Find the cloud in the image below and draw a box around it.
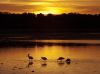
[0,0,100,14]
[73,5,100,14]
[10,0,34,2]
[0,0,33,2]
[1,0,99,2]
[0,3,38,13]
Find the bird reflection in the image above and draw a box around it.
[27,61,33,68]
[57,61,65,66]
[41,62,47,67]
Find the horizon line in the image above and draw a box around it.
[0,11,100,15]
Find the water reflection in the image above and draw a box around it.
[0,43,100,74]
[32,46,71,60]
[0,45,100,60]
[57,61,65,66]
[41,62,47,67]
[27,61,33,68]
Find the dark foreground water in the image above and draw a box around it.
[0,40,100,74]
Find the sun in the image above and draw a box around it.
[30,1,72,15]
[34,7,64,15]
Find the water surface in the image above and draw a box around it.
[0,41,100,74]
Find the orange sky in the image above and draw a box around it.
[0,0,100,14]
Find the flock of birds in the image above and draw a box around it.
[28,54,71,64]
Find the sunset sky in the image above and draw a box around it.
[0,0,100,14]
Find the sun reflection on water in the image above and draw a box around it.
[0,45,100,61]
[31,46,71,60]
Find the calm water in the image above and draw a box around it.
[0,41,100,74]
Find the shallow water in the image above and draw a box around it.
[0,44,100,74]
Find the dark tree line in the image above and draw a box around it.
[0,12,100,39]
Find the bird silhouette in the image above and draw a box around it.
[41,57,47,61]
[57,57,65,62]
[66,58,71,64]
[28,54,33,62]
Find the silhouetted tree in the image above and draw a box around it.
[0,12,100,39]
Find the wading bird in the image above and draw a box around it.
[66,58,71,64]
[41,57,47,61]
[28,54,33,62]
[57,57,65,62]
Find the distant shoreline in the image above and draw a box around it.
[0,40,100,47]
[0,12,100,39]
